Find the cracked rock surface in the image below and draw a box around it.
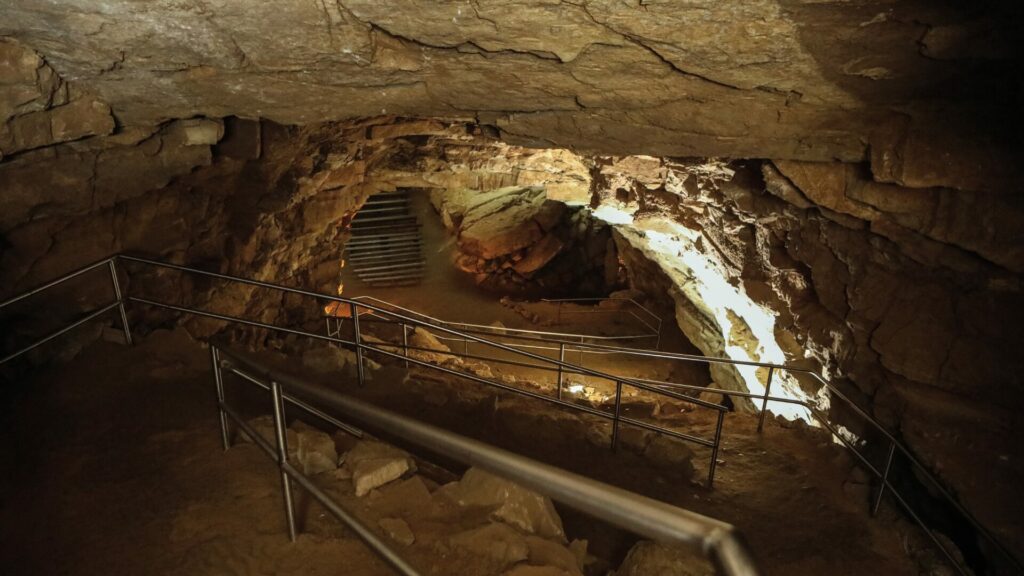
[1,2,1021,191]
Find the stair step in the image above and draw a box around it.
[351,215,419,226]
[364,279,422,288]
[346,233,422,245]
[360,272,423,282]
[357,270,426,282]
[354,206,410,216]
[347,251,424,264]
[346,243,422,255]
[348,223,422,234]
[353,260,426,273]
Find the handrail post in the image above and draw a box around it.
[401,322,409,369]
[611,380,623,451]
[873,441,896,516]
[271,380,298,542]
[708,409,724,488]
[211,345,230,451]
[757,367,774,433]
[108,258,133,346]
[556,342,565,400]
[350,302,365,387]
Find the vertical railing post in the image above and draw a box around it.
[401,322,409,369]
[270,380,298,542]
[611,380,623,451]
[107,258,133,346]
[708,409,725,488]
[350,302,365,387]
[873,441,896,516]
[556,342,565,400]
[757,366,774,433]
[210,345,230,451]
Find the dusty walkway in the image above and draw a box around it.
[0,326,949,575]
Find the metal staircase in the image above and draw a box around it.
[345,191,424,287]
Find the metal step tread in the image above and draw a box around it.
[351,215,419,226]
[348,224,422,235]
[347,251,424,264]
[354,206,410,216]
[357,270,426,281]
[346,234,422,245]
[352,260,426,273]
[346,242,422,254]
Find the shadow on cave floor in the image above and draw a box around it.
[0,327,948,576]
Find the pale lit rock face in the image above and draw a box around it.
[590,155,1024,555]
[2,2,1021,191]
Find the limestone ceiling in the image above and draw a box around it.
[1,1,1020,190]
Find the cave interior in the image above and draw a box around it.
[1,3,1023,576]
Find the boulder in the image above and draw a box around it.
[240,417,338,475]
[301,344,381,375]
[457,186,549,259]
[513,234,565,277]
[441,467,566,541]
[615,541,714,576]
[378,517,415,546]
[341,440,416,497]
[449,523,530,569]
[407,327,457,364]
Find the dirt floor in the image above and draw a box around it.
[0,325,953,576]
[0,193,960,575]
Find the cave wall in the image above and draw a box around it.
[590,155,1024,555]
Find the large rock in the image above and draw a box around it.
[615,541,713,576]
[240,417,338,475]
[457,186,552,260]
[440,467,566,541]
[341,440,417,497]
[407,327,456,364]
[448,522,582,576]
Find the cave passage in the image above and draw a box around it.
[3,5,1024,572]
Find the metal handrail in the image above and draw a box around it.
[211,341,760,576]
[339,311,1023,575]
[343,294,661,345]
[2,252,1019,575]
[0,256,133,365]
[540,296,663,345]
[116,254,728,488]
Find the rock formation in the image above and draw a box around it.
[432,185,621,295]
[2,1,1021,192]
[2,3,1023,570]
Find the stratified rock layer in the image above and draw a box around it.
[2,3,1022,192]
